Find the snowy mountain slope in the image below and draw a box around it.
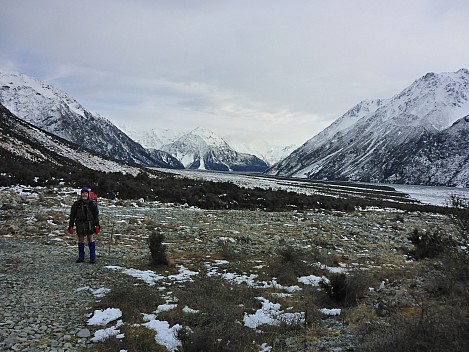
[0,71,183,169]
[391,115,469,187]
[0,104,142,176]
[160,128,269,172]
[267,69,469,187]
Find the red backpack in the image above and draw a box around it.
[89,191,98,204]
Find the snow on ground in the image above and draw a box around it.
[91,320,125,343]
[95,258,351,351]
[392,183,469,206]
[319,308,341,316]
[87,308,123,326]
[243,297,304,329]
[3,175,467,350]
[75,286,111,298]
[143,319,182,351]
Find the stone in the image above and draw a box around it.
[76,328,91,338]
[3,333,18,346]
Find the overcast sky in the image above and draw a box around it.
[1,0,468,151]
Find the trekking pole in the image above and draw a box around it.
[108,220,114,256]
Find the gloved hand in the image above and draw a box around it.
[95,225,101,234]
[68,227,74,235]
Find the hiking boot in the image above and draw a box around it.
[76,257,85,263]
[90,258,96,264]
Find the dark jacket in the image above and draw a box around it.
[69,198,100,236]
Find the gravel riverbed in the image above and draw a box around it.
[0,238,122,351]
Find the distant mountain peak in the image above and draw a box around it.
[160,128,268,172]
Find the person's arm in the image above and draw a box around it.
[69,202,77,228]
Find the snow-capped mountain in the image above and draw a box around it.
[267,69,469,187]
[0,103,143,176]
[125,126,293,166]
[122,127,185,150]
[225,140,298,166]
[0,71,183,169]
[159,127,269,172]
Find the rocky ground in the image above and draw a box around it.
[0,185,466,351]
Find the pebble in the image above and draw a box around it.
[76,329,91,338]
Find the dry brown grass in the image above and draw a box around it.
[355,249,469,352]
[343,303,377,326]
[93,282,163,324]
[91,325,166,352]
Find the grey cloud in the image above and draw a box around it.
[1,0,469,150]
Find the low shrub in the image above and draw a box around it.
[321,271,373,307]
[356,249,469,352]
[408,228,457,260]
[148,229,169,266]
[356,304,469,352]
[265,246,307,285]
[91,326,166,352]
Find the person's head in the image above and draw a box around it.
[81,187,90,201]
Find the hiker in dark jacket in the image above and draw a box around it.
[68,187,100,263]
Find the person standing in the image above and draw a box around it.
[68,187,100,263]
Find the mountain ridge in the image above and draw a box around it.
[267,69,469,187]
[0,71,183,169]
[0,103,144,176]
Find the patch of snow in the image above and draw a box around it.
[243,297,304,329]
[91,320,124,342]
[87,308,122,326]
[143,319,182,352]
[319,308,341,316]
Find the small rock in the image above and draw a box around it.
[76,328,91,338]
[3,333,18,346]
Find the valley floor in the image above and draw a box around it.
[1,185,467,351]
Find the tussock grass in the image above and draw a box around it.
[89,280,167,352]
[264,245,334,286]
[356,304,469,352]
